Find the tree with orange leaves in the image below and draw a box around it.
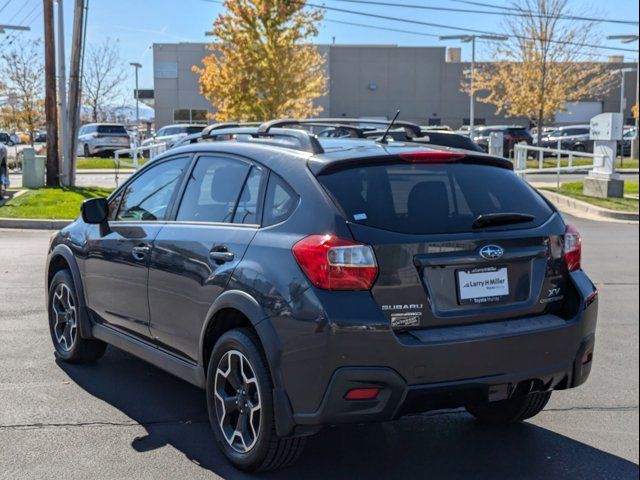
[194,0,327,122]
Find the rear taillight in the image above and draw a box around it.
[564,225,582,272]
[292,234,378,290]
[398,151,465,163]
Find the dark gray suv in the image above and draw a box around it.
[46,120,598,472]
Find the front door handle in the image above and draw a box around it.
[209,245,235,264]
[132,244,150,261]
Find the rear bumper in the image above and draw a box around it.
[280,270,598,434]
[293,333,594,428]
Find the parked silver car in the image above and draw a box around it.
[77,123,131,157]
[141,124,206,150]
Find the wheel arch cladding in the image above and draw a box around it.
[200,290,297,437]
[46,245,92,339]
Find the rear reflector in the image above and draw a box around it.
[398,151,465,163]
[345,388,380,400]
[292,234,378,290]
[564,225,582,272]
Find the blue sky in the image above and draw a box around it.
[1,0,638,105]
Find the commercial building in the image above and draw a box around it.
[152,43,638,130]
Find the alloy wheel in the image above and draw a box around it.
[51,283,77,352]
[213,349,262,453]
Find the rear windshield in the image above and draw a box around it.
[186,126,205,134]
[506,128,530,135]
[97,125,127,135]
[318,163,553,234]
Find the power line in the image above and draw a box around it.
[327,0,638,26]
[0,0,13,15]
[305,1,638,53]
[324,17,621,61]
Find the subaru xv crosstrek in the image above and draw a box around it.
[46,121,598,472]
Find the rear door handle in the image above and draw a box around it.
[132,244,151,260]
[209,245,235,264]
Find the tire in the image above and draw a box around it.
[83,144,92,158]
[466,391,551,425]
[206,328,306,472]
[48,270,107,363]
[574,144,586,153]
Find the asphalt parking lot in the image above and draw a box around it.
[0,214,638,479]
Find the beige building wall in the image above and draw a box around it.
[153,43,638,130]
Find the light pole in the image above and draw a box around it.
[130,62,142,125]
[608,35,639,160]
[440,34,508,139]
[611,67,634,118]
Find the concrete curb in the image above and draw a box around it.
[540,190,639,222]
[0,217,72,230]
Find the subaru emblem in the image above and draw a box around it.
[480,244,504,260]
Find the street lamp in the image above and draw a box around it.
[611,68,635,118]
[608,35,639,160]
[439,34,508,139]
[130,62,142,125]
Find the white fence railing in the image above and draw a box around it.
[514,143,606,190]
[114,142,167,186]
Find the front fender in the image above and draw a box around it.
[46,244,93,339]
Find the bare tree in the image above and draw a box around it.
[0,39,45,146]
[82,39,127,123]
[472,0,615,145]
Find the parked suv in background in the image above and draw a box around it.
[0,131,15,147]
[77,123,131,157]
[536,125,592,153]
[46,119,598,472]
[141,123,207,150]
[473,126,533,154]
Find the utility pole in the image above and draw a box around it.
[66,0,85,187]
[43,0,60,186]
[56,0,69,185]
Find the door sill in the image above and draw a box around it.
[92,323,206,389]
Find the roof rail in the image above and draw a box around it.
[258,118,423,138]
[173,125,324,154]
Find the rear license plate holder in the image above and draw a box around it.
[457,266,509,305]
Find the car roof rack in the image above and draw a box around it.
[173,124,324,154]
[258,118,422,138]
[170,117,422,153]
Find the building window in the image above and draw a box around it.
[173,109,209,123]
[428,118,441,126]
[463,118,486,126]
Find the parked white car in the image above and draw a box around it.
[141,124,207,150]
[77,123,131,157]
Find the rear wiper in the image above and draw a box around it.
[472,213,535,229]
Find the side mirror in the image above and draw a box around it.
[81,197,108,224]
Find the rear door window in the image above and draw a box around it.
[318,163,553,234]
[232,166,265,225]
[176,156,250,223]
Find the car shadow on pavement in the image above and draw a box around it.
[59,347,638,480]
